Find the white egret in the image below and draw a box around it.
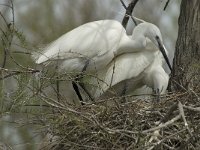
[95,38,170,101]
[33,19,172,103]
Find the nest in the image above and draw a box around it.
[37,88,200,150]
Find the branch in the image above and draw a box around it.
[160,102,178,123]
[164,0,170,11]
[178,101,193,137]
[142,114,181,134]
[183,105,200,112]
[0,68,40,80]
[120,0,140,28]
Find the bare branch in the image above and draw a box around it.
[160,102,178,123]
[142,114,181,134]
[183,105,200,112]
[178,101,193,137]
[0,68,40,80]
[164,0,171,11]
[121,0,140,28]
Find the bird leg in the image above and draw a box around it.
[78,60,94,101]
[154,88,160,102]
[120,82,127,103]
[78,81,94,101]
[71,60,94,104]
[72,80,85,105]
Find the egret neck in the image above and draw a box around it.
[116,35,146,55]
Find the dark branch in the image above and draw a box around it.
[120,0,127,9]
[121,0,140,28]
[164,0,170,11]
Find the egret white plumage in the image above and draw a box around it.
[34,19,172,103]
[94,29,171,100]
[95,44,170,100]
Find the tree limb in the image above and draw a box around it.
[120,0,140,28]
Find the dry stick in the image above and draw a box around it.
[39,94,96,124]
[174,79,200,101]
[178,101,193,137]
[172,79,188,92]
[160,102,178,123]
[0,68,40,80]
[183,105,200,112]
[142,114,181,134]
[120,0,140,28]
[41,94,136,139]
[12,51,31,55]
[189,88,200,101]
[145,128,187,150]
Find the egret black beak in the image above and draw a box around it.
[156,36,172,72]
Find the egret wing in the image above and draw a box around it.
[35,20,126,64]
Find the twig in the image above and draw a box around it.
[178,101,193,137]
[121,0,139,28]
[178,101,187,127]
[142,114,181,134]
[11,51,31,55]
[189,88,200,101]
[0,68,40,80]
[0,3,12,8]
[172,79,188,92]
[119,0,127,9]
[164,0,170,11]
[160,102,178,123]
[0,11,8,26]
[183,105,200,112]
[39,94,96,123]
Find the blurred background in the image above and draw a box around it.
[0,0,180,149]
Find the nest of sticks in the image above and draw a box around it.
[37,85,200,150]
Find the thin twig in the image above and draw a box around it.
[178,101,188,127]
[121,0,139,28]
[189,88,200,101]
[0,3,12,8]
[0,11,8,26]
[160,102,178,123]
[178,101,193,137]
[164,0,170,11]
[0,68,40,80]
[120,0,127,9]
[183,105,200,112]
[142,114,181,134]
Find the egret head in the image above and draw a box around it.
[143,23,172,72]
